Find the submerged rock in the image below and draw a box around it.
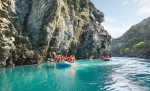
[0,0,111,67]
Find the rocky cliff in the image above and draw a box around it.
[0,0,111,67]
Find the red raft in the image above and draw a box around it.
[100,55,112,61]
[55,55,77,67]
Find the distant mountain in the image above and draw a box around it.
[111,16,150,59]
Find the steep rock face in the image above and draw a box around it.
[0,0,111,67]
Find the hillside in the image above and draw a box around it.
[111,16,150,58]
[0,0,111,67]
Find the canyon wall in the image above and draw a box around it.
[0,0,111,67]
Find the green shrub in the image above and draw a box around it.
[134,42,145,50]
[124,48,130,54]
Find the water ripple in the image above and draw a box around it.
[0,57,150,91]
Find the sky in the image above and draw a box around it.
[92,0,150,38]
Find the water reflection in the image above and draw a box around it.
[0,62,55,91]
[70,69,76,78]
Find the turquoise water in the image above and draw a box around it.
[0,57,150,91]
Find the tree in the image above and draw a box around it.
[124,48,130,54]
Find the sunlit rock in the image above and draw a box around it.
[0,0,111,67]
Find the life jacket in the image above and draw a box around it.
[65,56,69,61]
[55,56,60,62]
[106,56,110,58]
[61,56,64,61]
[58,56,61,62]
[100,56,104,59]
[70,56,73,62]
[72,56,76,62]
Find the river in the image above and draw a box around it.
[0,57,150,91]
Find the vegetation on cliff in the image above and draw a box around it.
[112,16,150,58]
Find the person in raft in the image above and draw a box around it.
[69,55,76,63]
[100,54,110,60]
[100,55,105,60]
[55,56,61,63]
